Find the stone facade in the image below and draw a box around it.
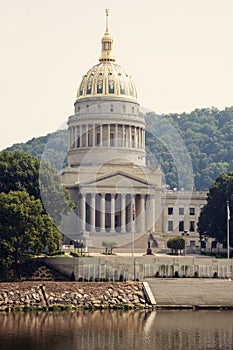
[61,10,207,251]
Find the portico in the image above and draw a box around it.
[76,172,156,234]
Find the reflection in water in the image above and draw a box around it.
[0,310,233,350]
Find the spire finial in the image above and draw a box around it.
[99,9,115,62]
[105,8,109,33]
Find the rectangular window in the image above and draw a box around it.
[168,207,173,215]
[179,221,184,232]
[190,240,195,247]
[179,207,184,215]
[189,221,195,232]
[168,220,173,232]
[189,207,195,215]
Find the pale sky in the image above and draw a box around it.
[1,0,233,150]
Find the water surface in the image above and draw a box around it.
[0,310,233,350]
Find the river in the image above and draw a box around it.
[0,310,232,350]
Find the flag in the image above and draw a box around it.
[132,206,136,221]
[227,201,230,221]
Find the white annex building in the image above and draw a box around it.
[61,10,207,252]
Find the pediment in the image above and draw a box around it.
[78,171,153,190]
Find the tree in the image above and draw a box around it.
[167,236,185,255]
[0,191,61,268]
[198,172,233,245]
[39,161,74,226]
[102,241,118,255]
[0,150,40,197]
[0,150,74,226]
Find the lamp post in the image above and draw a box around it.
[80,240,83,256]
[227,200,230,259]
[132,200,136,280]
[182,230,189,256]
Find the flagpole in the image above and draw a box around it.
[132,198,136,280]
[227,201,230,259]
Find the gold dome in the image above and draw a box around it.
[76,9,137,101]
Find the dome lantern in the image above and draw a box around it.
[76,9,137,102]
[99,9,115,63]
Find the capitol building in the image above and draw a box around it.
[61,10,206,252]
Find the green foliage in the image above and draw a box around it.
[0,150,74,226]
[198,172,233,244]
[146,107,233,190]
[70,251,88,257]
[0,191,61,266]
[167,236,185,255]
[102,240,118,254]
[0,150,74,274]
[46,250,65,256]
[39,161,75,225]
[6,129,68,170]
[0,150,40,198]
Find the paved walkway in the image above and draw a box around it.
[145,278,233,307]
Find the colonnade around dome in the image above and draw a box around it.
[61,10,207,251]
[69,123,145,150]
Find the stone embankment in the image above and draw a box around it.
[0,281,153,311]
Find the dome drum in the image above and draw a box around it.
[76,63,137,101]
[74,97,141,116]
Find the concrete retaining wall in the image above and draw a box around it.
[42,256,233,281]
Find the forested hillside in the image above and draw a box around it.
[146,106,233,190]
[6,107,233,191]
[6,129,68,170]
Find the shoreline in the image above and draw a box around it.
[1,280,233,312]
[0,281,153,312]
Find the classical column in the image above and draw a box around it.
[90,194,96,232]
[140,194,145,232]
[129,125,132,148]
[110,193,115,232]
[85,125,89,147]
[92,124,95,146]
[68,128,71,149]
[122,125,125,147]
[100,125,103,146]
[70,127,74,148]
[80,193,86,231]
[142,129,145,148]
[80,125,83,147]
[115,124,118,147]
[107,124,110,146]
[121,193,126,232]
[134,126,137,148]
[100,193,105,232]
[139,128,142,149]
[150,195,155,231]
[74,126,77,148]
[77,125,80,148]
